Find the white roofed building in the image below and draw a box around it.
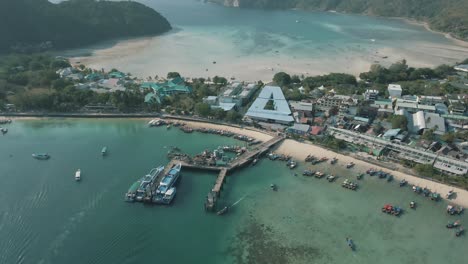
[388,84,402,98]
[245,86,294,125]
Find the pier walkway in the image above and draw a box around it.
[163,135,284,209]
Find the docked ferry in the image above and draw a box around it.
[125,165,164,202]
[153,163,182,204]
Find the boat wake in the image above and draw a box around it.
[230,194,248,207]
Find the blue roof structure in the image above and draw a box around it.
[245,86,294,123]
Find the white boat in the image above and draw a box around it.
[161,187,176,204]
[75,169,81,181]
[153,163,182,204]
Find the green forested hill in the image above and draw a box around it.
[0,0,172,52]
[218,0,468,40]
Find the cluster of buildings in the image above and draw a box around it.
[141,77,192,104]
[202,82,258,111]
[241,77,468,176]
[57,67,129,93]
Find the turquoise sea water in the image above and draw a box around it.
[0,119,467,264]
[62,0,468,80]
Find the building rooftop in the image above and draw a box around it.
[388,84,402,91]
[245,86,294,123]
[289,101,313,112]
[288,123,310,133]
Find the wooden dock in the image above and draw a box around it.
[161,135,285,211]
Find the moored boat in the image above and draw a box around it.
[330,157,338,164]
[446,190,455,199]
[410,201,416,209]
[447,205,464,215]
[356,173,364,180]
[412,185,422,193]
[32,153,50,160]
[422,188,431,197]
[287,160,297,169]
[327,175,337,182]
[455,227,464,237]
[153,163,181,204]
[447,220,461,229]
[268,153,279,160]
[387,175,393,182]
[302,170,315,176]
[75,169,81,181]
[430,192,440,201]
[160,187,176,204]
[346,238,355,251]
[399,179,407,187]
[1,127,7,134]
[315,171,325,178]
[346,162,355,168]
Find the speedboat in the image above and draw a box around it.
[75,169,81,181]
[270,184,278,191]
[410,201,416,209]
[32,153,50,160]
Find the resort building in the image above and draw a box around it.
[388,84,402,98]
[418,96,446,106]
[142,77,192,103]
[244,85,294,125]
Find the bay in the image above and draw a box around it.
[61,0,468,80]
[0,119,467,264]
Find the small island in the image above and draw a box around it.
[0,0,172,53]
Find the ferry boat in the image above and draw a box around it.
[101,146,107,156]
[135,166,165,202]
[75,169,81,181]
[153,163,182,204]
[32,153,50,160]
[160,187,176,204]
[346,162,355,169]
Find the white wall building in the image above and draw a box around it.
[388,84,402,98]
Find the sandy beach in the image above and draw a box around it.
[276,139,468,208]
[167,119,468,208]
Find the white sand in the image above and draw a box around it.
[276,139,468,208]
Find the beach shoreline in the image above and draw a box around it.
[163,118,468,208]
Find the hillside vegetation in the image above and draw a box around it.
[0,0,172,52]
[217,0,468,40]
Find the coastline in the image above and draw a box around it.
[158,118,468,208]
